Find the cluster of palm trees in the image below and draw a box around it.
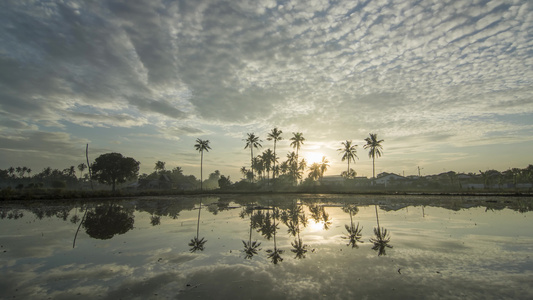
[240,130,384,184]
[192,129,384,188]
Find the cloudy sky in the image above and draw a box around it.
[1,0,532,180]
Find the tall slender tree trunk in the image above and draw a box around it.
[372,156,375,185]
[200,151,203,191]
[273,141,277,179]
[250,148,254,183]
[86,144,93,190]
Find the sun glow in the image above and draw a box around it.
[304,152,324,164]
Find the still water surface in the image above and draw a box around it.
[1,194,532,299]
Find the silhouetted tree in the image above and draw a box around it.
[244,133,262,182]
[194,139,211,191]
[338,140,358,177]
[154,161,166,173]
[267,128,283,179]
[290,132,305,166]
[91,153,140,191]
[77,163,87,180]
[364,133,384,184]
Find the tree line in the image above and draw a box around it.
[1,128,533,192]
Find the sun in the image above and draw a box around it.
[304,152,324,164]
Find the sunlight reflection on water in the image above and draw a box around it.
[1,194,532,299]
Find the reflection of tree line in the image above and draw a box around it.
[6,198,533,258]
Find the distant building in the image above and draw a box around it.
[375,173,406,186]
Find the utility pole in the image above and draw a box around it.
[418,166,424,177]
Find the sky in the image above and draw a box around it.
[0,0,532,181]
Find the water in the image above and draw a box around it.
[1,194,532,299]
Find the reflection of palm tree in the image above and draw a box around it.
[370,205,392,256]
[189,200,207,252]
[242,207,261,259]
[266,207,283,264]
[282,201,308,259]
[291,238,307,259]
[309,204,332,230]
[342,204,363,248]
[363,133,384,184]
[150,214,161,226]
[194,139,211,191]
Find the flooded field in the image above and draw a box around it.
[1,194,532,299]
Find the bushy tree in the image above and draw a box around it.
[91,153,140,191]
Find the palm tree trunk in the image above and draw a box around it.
[273,142,277,179]
[200,151,203,191]
[372,156,375,185]
[374,205,380,229]
[250,148,254,183]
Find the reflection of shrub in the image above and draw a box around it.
[83,205,134,240]
[51,180,66,189]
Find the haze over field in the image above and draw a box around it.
[1,0,532,180]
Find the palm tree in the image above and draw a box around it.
[308,163,321,181]
[261,149,276,185]
[77,163,87,180]
[267,128,283,179]
[290,132,305,163]
[319,156,329,180]
[154,161,166,173]
[194,139,211,191]
[240,167,248,180]
[338,140,358,176]
[244,133,262,182]
[363,133,384,185]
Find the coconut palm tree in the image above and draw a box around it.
[338,140,358,176]
[363,133,384,184]
[290,132,305,162]
[244,133,262,182]
[77,163,87,180]
[194,139,211,191]
[308,163,321,181]
[261,149,276,185]
[267,128,283,179]
[319,156,329,180]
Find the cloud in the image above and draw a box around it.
[0,0,531,176]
